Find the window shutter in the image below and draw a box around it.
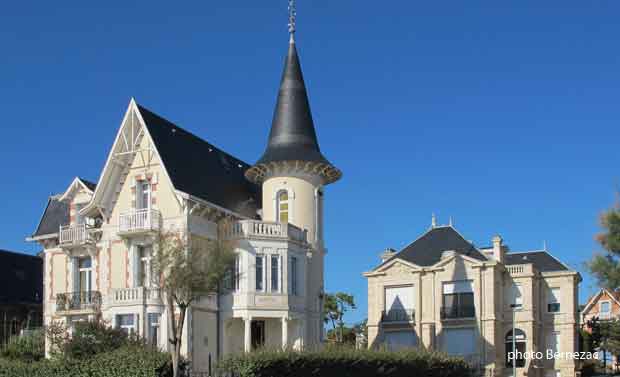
[72,257,80,292]
[132,246,140,288]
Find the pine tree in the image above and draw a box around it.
[587,204,620,289]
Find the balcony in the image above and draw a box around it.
[55,291,101,314]
[440,305,475,320]
[224,220,308,244]
[109,287,162,306]
[59,224,94,247]
[118,209,161,236]
[381,309,415,323]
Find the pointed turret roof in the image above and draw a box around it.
[245,38,341,184]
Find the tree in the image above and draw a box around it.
[587,205,620,290]
[322,292,356,343]
[152,226,236,377]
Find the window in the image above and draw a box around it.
[547,288,560,313]
[505,329,526,368]
[442,281,474,319]
[147,313,160,347]
[78,257,92,292]
[291,256,298,296]
[600,301,611,319]
[384,286,414,322]
[256,255,264,291]
[138,246,152,287]
[271,255,280,292]
[137,181,151,210]
[234,255,241,291]
[277,191,289,223]
[75,203,85,225]
[443,328,475,356]
[546,332,560,355]
[116,314,136,335]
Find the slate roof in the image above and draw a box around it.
[505,251,569,272]
[246,40,341,184]
[0,249,43,305]
[31,195,68,237]
[385,226,488,267]
[137,104,261,218]
[79,178,97,191]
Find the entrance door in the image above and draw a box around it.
[251,320,265,350]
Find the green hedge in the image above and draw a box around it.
[217,347,474,377]
[0,345,172,377]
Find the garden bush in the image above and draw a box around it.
[0,345,173,377]
[1,328,45,362]
[217,346,475,377]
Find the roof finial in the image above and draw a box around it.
[449,216,453,227]
[431,213,437,228]
[543,240,548,251]
[288,0,296,43]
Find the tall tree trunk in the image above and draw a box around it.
[167,295,187,377]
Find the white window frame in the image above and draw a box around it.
[600,300,612,319]
[116,314,137,335]
[547,287,561,313]
[147,313,161,346]
[137,180,151,210]
[270,254,281,293]
[255,255,265,292]
[138,245,152,288]
[290,256,298,296]
[78,257,92,292]
[234,255,241,292]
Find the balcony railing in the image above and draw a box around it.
[119,208,161,234]
[381,309,415,323]
[55,291,102,312]
[59,224,92,245]
[110,286,161,305]
[440,305,475,319]
[224,220,308,244]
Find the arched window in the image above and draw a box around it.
[277,190,289,223]
[505,329,526,368]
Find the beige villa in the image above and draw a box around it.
[27,30,340,372]
[364,221,581,377]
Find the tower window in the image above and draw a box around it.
[277,190,289,223]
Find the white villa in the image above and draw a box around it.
[27,30,341,373]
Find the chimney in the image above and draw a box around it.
[492,235,504,263]
[380,248,397,263]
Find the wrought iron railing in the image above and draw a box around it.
[55,291,102,312]
[440,305,475,319]
[381,309,415,323]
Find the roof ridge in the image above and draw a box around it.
[0,249,40,258]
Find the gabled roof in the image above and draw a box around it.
[0,249,43,305]
[79,178,97,191]
[59,177,96,202]
[582,288,620,317]
[137,104,261,217]
[505,251,569,272]
[30,195,69,238]
[382,226,487,268]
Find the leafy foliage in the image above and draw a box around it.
[323,292,356,343]
[217,346,474,377]
[587,205,620,289]
[151,228,236,377]
[0,329,45,362]
[0,345,172,377]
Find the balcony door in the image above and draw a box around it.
[137,181,151,210]
[78,257,92,293]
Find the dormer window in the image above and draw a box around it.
[277,191,289,223]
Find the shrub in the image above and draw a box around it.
[217,346,474,377]
[1,329,45,361]
[0,345,172,377]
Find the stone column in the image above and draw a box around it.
[244,317,252,352]
[282,317,289,350]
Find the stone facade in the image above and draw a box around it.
[364,225,581,377]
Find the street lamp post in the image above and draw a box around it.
[510,304,522,377]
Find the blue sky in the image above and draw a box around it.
[1,1,619,325]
